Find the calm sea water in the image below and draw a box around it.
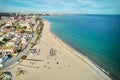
[42,15,120,80]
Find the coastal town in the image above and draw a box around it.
[0,13,111,80]
[0,13,45,75]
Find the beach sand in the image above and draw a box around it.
[8,20,111,80]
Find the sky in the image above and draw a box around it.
[0,0,120,14]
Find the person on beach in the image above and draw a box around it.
[49,48,57,57]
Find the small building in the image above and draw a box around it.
[6,36,21,47]
[0,32,4,36]
[6,40,16,47]
[0,46,16,56]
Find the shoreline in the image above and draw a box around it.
[52,33,111,79]
[42,20,111,80]
[46,20,117,80]
[8,19,111,80]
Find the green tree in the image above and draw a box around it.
[36,30,41,35]
[0,41,3,44]
[2,38,8,42]
[17,47,22,53]
[20,26,27,33]
[22,26,27,29]
[7,54,13,59]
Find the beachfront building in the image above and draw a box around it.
[0,32,4,36]
[6,41,16,47]
[21,33,30,49]
[5,22,12,27]
[0,55,2,63]
[0,46,16,57]
[26,27,33,32]
[6,36,21,47]
[0,32,4,41]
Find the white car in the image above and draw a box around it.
[0,64,3,68]
[0,58,2,63]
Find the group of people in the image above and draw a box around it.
[49,48,57,57]
[29,48,40,54]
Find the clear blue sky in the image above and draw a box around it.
[0,0,120,14]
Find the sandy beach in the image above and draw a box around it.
[7,20,111,80]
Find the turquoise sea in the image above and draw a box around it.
[42,15,120,80]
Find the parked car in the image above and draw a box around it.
[0,64,3,68]
[1,56,9,63]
